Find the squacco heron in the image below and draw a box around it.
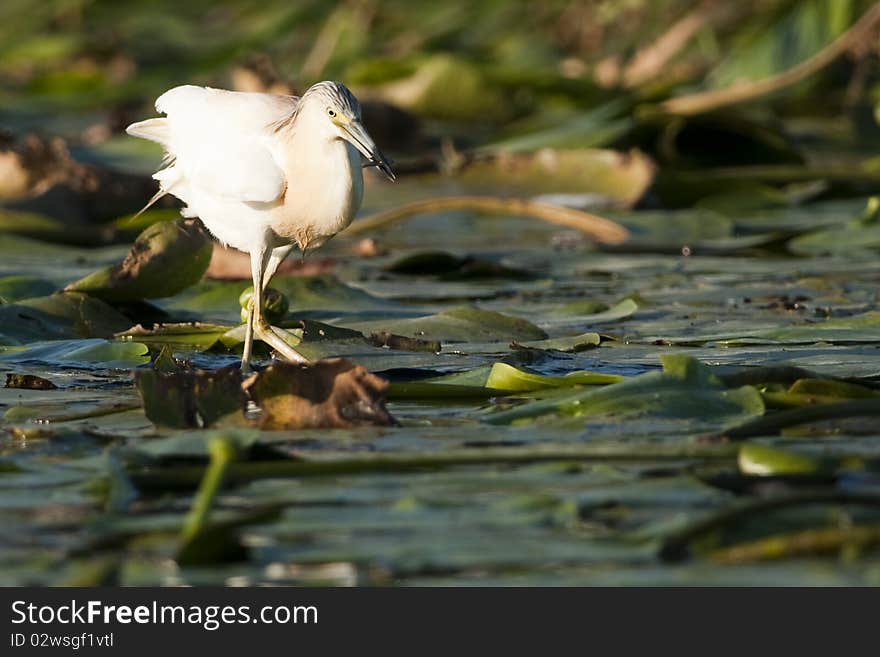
[127,81,395,370]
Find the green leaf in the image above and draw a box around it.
[484,362,622,392]
[134,365,247,429]
[738,443,822,476]
[516,332,601,352]
[117,323,235,350]
[485,355,764,425]
[0,339,149,368]
[347,306,547,343]
[555,298,638,322]
[0,276,56,304]
[0,292,133,341]
[65,218,213,301]
[164,275,396,323]
[708,0,854,89]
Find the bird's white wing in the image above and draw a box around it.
[130,85,299,204]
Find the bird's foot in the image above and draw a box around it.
[255,320,309,364]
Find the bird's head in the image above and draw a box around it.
[300,81,395,181]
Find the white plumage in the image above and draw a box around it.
[127,80,394,368]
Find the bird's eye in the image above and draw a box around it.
[327,109,336,118]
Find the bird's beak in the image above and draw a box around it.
[343,120,396,181]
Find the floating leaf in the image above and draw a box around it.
[0,339,149,368]
[738,443,822,476]
[556,298,638,322]
[348,307,547,343]
[0,276,56,304]
[117,323,234,350]
[164,275,396,323]
[0,293,133,341]
[458,148,655,208]
[245,359,396,429]
[515,332,601,352]
[134,365,246,429]
[644,311,880,346]
[485,355,764,425]
[484,363,622,392]
[5,373,57,390]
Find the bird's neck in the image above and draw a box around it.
[279,117,351,174]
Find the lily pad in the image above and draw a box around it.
[65,218,213,301]
[347,307,547,343]
[0,292,134,341]
[484,355,765,425]
[245,360,396,430]
[164,275,398,323]
[0,276,57,303]
[134,365,246,429]
[0,339,149,368]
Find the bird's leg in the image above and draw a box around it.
[261,244,295,291]
[241,245,294,370]
[240,303,256,372]
[252,243,308,364]
[240,245,272,372]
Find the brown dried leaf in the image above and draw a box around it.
[134,365,247,429]
[244,359,397,430]
[5,373,57,390]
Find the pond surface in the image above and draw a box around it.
[2,176,880,586]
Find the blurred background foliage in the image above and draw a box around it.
[0,0,879,210]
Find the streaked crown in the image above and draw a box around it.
[302,80,361,118]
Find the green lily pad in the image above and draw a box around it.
[485,355,765,425]
[516,332,602,352]
[134,365,246,429]
[164,275,398,323]
[0,292,133,341]
[738,444,822,476]
[556,298,638,322]
[0,276,57,304]
[65,218,213,301]
[0,339,149,368]
[485,363,622,392]
[347,307,547,343]
[643,311,880,346]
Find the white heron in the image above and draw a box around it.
[127,80,394,370]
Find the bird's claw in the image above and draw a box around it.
[254,320,309,364]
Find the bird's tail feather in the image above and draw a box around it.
[126,118,170,145]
